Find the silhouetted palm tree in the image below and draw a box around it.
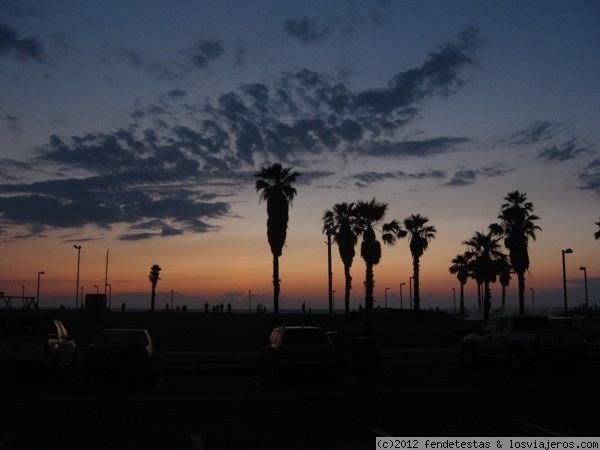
[491,191,541,315]
[322,202,360,318]
[463,229,507,320]
[355,199,400,332]
[148,264,161,312]
[595,217,600,240]
[255,163,300,322]
[402,214,436,313]
[449,253,469,319]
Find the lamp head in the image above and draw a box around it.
[564,248,573,254]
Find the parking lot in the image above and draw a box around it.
[1,354,599,449]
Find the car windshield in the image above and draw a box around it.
[511,317,552,331]
[1,320,54,337]
[282,329,329,345]
[93,330,149,346]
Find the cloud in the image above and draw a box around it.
[190,40,224,68]
[536,137,594,162]
[445,164,513,186]
[118,48,186,80]
[576,159,600,195]
[0,28,484,239]
[505,121,562,146]
[345,169,446,189]
[0,23,45,62]
[284,17,331,44]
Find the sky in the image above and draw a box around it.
[1,0,599,315]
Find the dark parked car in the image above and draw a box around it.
[86,329,157,383]
[261,326,336,380]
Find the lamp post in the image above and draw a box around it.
[36,271,45,309]
[170,289,173,311]
[325,227,336,321]
[385,287,390,308]
[399,283,405,309]
[452,287,456,314]
[81,287,84,310]
[94,284,99,294]
[579,267,588,312]
[530,287,534,311]
[333,290,336,313]
[73,245,82,311]
[248,290,251,313]
[562,248,573,326]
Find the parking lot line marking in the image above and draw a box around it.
[371,428,392,437]
[521,422,566,437]
[190,434,205,450]
[401,370,446,383]
[0,436,14,448]
[246,376,262,387]
[337,376,359,385]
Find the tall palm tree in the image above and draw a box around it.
[402,214,436,313]
[463,229,507,320]
[148,264,161,312]
[322,202,360,318]
[594,217,600,240]
[255,163,300,322]
[449,253,469,319]
[491,191,541,315]
[355,199,400,332]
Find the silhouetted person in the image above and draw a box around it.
[121,302,126,314]
[227,302,231,313]
[302,302,306,314]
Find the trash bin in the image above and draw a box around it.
[352,336,379,373]
[326,331,346,365]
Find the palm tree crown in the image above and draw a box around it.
[148,264,161,312]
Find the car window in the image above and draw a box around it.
[496,318,509,333]
[93,330,149,346]
[479,319,497,334]
[511,317,552,331]
[282,329,329,345]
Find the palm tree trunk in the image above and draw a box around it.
[273,253,280,323]
[412,256,420,312]
[483,281,491,320]
[460,282,465,319]
[344,264,352,318]
[365,262,374,334]
[517,272,526,315]
[151,287,156,312]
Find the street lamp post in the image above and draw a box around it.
[333,290,336,313]
[94,284,99,294]
[579,267,588,312]
[170,289,173,311]
[248,290,252,313]
[73,245,82,311]
[385,287,390,308]
[36,271,45,309]
[562,248,573,326]
[399,283,405,309]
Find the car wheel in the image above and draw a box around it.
[461,347,477,368]
[508,349,525,373]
